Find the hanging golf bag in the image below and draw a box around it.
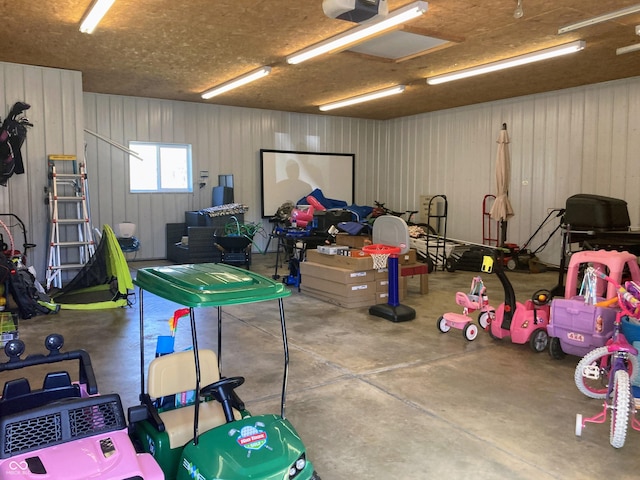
[0,101,32,187]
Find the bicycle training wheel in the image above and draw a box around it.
[574,346,640,399]
[610,369,631,449]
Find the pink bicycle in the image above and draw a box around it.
[574,267,640,448]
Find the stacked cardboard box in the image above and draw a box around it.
[301,248,407,308]
[334,233,372,249]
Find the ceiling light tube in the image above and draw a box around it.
[319,85,406,111]
[616,43,640,55]
[558,4,640,34]
[201,66,272,99]
[287,1,428,65]
[80,0,116,34]
[426,40,585,86]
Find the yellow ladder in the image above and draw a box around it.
[45,155,95,290]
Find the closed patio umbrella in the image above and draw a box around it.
[489,123,514,246]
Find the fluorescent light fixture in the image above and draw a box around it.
[79,0,116,34]
[287,1,428,65]
[319,85,406,111]
[426,40,585,85]
[201,66,272,99]
[617,43,640,55]
[558,4,640,34]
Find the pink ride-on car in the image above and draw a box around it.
[437,276,495,341]
[548,249,640,359]
[0,334,163,480]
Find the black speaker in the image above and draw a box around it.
[212,186,234,206]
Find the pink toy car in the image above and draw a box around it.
[437,276,495,341]
[484,251,552,352]
[548,249,640,359]
[0,334,163,480]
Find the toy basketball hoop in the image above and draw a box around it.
[362,244,401,270]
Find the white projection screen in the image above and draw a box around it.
[260,149,355,217]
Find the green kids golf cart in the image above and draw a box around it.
[129,262,320,480]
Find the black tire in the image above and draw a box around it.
[548,337,566,360]
[463,323,478,341]
[445,258,457,272]
[506,257,517,271]
[478,310,494,330]
[437,316,450,333]
[529,328,548,353]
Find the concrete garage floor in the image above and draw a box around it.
[8,253,640,479]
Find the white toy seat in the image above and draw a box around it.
[147,349,240,449]
[117,222,136,238]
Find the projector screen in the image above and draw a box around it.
[260,149,355,217]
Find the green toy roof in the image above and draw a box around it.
[134,263,290,307]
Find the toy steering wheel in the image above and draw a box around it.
[532,289,552,307]
[200,376,245,423]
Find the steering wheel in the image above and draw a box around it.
[531,289,552,307]
[200,376,245,423]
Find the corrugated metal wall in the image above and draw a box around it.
[82,94,384,259]
[2,59,639,277]
[383,77,640,265]
[0,61,84,280]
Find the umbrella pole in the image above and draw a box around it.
[500,220,507,247]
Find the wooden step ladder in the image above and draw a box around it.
[45,155,95,290]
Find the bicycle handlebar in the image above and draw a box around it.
[586,267,640,318]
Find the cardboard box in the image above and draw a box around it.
[374,268,389,280]
[397,249,417,265]
[300,262,376,284]
[317,245,350,255]
[376,278,390,292]
[301,275,375,298]
[0,312,18,347]
[306,248,374,270]
[334,233,372,249]
[300,286,375,309]
[375,278,407,303]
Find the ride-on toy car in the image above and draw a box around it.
[437,276,495,341]
[129,262,320,480]
[0,334,162,479]
[547,249,640,359]
[483,252,552,352]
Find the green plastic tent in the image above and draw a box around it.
[50,224,134,310]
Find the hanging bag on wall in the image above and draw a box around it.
[0,101,32,187]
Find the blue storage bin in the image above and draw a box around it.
[621,316,640,343]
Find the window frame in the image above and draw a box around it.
[128,141,193,193]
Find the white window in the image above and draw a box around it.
[129,141,193,193]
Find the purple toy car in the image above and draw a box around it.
[548,250,640,359]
